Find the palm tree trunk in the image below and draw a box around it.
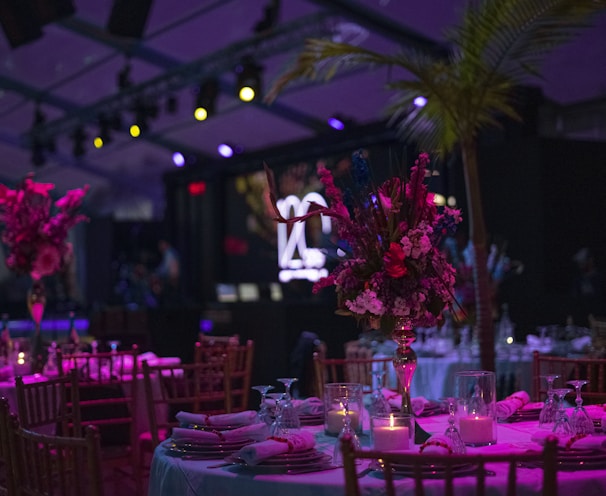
[461,137,496,372]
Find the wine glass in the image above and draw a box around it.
[332,395,361,465]
[539,374,560,429]
[267,392,283,435]
[551,388,573,436]
[440,397,466,454]
[252,385,274,425]
[368,367,391,417]
[567,380,594,435]
[273,378,301,436]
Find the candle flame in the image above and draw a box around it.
[389,413,394,428]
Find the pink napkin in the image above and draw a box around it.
[496,391,530,419]
[235,430,315,465]
[384,391,428,415]
[419,434,455,455]
[531,430,606,450]
[176,410,259,427]
[171,423,269,444]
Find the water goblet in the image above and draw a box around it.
[252,385,274,425]
[333,395,361,465]
[567,380,594,435]
[551,388,574,437]
[267,392,283,436]
[440,397,466,454]
[274,378,301,435]
[539,374,560,429]
[368,368,391,417]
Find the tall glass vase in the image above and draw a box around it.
[390,317,430,443]
[27,277,46,374]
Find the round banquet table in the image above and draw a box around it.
[148,412,606,496]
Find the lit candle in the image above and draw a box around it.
[372,413,410,451]
[325,409,360,435]
[458,415,495,445]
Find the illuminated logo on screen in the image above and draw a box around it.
[276,192,331,283]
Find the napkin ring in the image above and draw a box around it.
[267,435,294,452]
[419,440,453,455]
[564,433,588,450]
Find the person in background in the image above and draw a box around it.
[571,247,606,324]
[153,239,181,305]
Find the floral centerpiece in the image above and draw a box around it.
[266,150,461,418]
[0,173,88,372]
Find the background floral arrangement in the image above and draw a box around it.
[0,174,89,280]
[266,150,462,330]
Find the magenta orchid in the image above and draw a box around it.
[0,174,89,280]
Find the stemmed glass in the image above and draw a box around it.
[333,395,361,465]
[368,368,391,417]
[252,385,274,425]
[440,397,466,454]
[551,388,574,436]
[267,393,283,435]
[273,378,301,436]
[539,374,560,429]
[567,380,594,435]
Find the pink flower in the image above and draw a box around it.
[30,243,62,279]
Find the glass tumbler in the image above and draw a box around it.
[455,370,497,446]
[323,383,363,436]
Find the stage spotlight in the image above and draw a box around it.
[166,94,178,114]
[31,140,45,167]
[235,57,262,102]
[33,106,46,127]
[129,124,141,138]
[414,96,427,107]
[93,114,112,148]
[132,98,150,133]
[172,152,185,167]
[327,116,345,131]
[117,62,132,90]
[217,143,234,158]
[253,0,280,34]
[194,79,218,121]
[72,126,87,157]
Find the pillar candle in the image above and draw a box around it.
[458,415,495,445]
[373,425,410,450]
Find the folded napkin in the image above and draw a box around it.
[176,410,259,427]
[384,391,429,416]
[583,404,606,420]
[235,430,315,465]
[171,422,269,444]
[496,391,530,420]
[531,430,606,450]
[419,434,454,455]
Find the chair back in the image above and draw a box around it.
[15,369,82,437]
[340,434,559,496]
[313,353,394,398]
[10,422,104,496]
[56,346,139,450]
[141,359,231,448]
[532,350,606,403]
[195,338,254,412]
[0,397,17,495]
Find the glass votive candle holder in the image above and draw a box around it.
[371,413,414,451]
[323,383,363,436]
[455,370,497,446]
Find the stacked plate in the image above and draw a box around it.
[224,448,333,474]
[372,460,479,479]
[164,436,255,460]
[506,406,542,423]
[299,413,324,426]
[523,448,606,471]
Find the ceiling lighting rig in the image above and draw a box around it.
[22,12,334,160]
